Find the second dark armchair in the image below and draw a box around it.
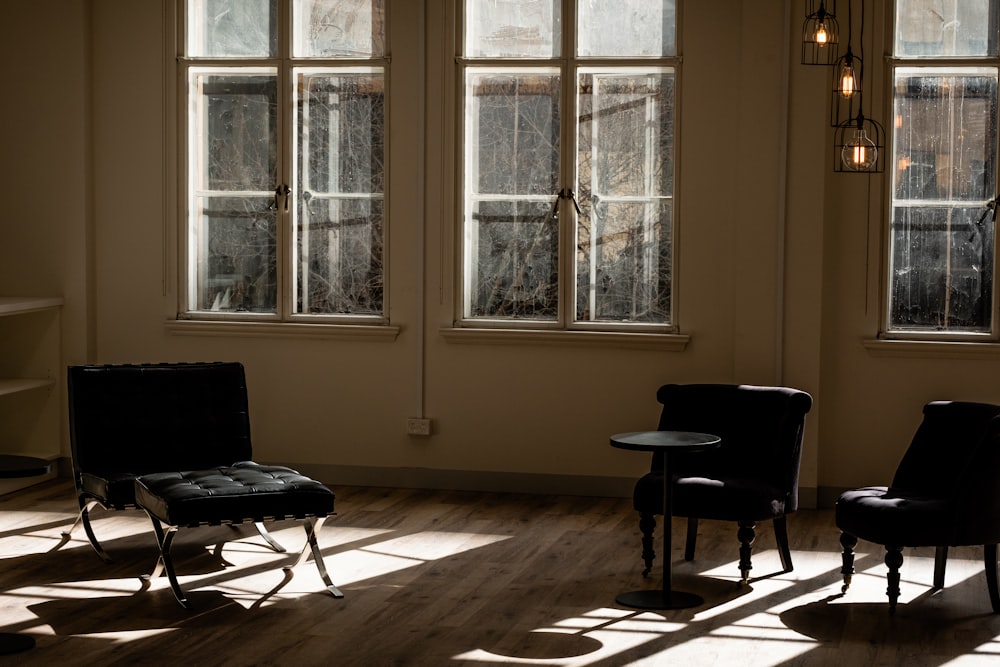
[631,383,813,583]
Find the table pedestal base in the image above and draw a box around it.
[615,589,704,610]
[0,632,36,655]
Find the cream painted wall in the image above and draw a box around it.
[7,1,997,505]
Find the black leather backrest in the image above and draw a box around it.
[891,400,1000,497]
[67,362,253,475]
[652,384,813,493]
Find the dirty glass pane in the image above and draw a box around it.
[293,0,385,58]
[464,0,560,58]
[576,70,674,323]
[889,207,993,330]
[889,67,998,331]
[188,69,278,314]
[189,69,278,192]
[463,70,560,319]
[294,69,385,315]
[466,200,558,319]
[191,196,277,312]
[894,0,997,57]
[186,0,277,57]
[578,0,676,57]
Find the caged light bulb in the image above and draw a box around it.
[838,62,857,98]
[813,20,829,44]
[842,128,877,171]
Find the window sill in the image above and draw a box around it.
[166,319,401,342]
[862,337,1000,359]
[440,327,690,351]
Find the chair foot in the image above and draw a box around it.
[840,531,857,593]
[638,512,656,578]
[737,521,756,584]
[885,545,903,614]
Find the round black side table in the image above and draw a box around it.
[0,454,52,655]
[610,431,721,610]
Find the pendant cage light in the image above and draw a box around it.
[832,0,883,173]
[830,0,861,126]
[834,112,884,173]
[802,0,839,65]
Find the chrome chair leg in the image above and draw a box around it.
[285,516,343,598]
[62,499,112,563]
[255,521,287,552]
[141,512,190,608]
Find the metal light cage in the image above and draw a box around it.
[834,113,885,173]
[830,46,862,126]
[802,0,839,65]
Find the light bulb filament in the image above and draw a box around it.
[814,21,829,44]
[839,66,856,97]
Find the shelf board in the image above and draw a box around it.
[0,296,63,316]
[0,378,55,397]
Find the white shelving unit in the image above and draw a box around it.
[0,296,62,494]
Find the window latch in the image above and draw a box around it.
[551,188,582,220]
[274,184,291,212]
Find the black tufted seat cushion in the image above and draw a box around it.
[135,462,335,528]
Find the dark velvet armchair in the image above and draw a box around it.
[836,400,1000,614]
[631,384,813,583]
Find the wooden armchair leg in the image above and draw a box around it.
[885,545,904,615]
[933,546,948,589]
[985,544,1000,614]
[840,531,857,593]
[773,515,793,573]
[737,521,756,584]
[638,512,656,578]
[684,517,698,561]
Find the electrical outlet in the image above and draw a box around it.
[407,418,432,436]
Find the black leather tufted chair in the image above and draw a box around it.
[631,384,813,584]
[836,400,1000,614]
[63,362,286,561]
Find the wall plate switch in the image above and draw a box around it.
[407,418,432,436]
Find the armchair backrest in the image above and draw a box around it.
[653,384,813,506]
[67,362,253,477]
[892,400,1000,497]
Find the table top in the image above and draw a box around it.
[0,455,52,479]
[610,431,721,453]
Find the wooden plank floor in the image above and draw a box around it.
[2,480,1000,666]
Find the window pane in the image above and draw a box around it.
[889,67,998,331]
[465,200,558,319]
[893,69,997,202]
[189,69,278,191]
[895,0,998,57]
[578,0,676,57]
[188,69,277,313]
[463,70,560,320]
[293,0,385,58]
[191,196,278,312]
[576,71,674,323]
[464,0,560,58]
[186,0,277,57]
[294,70,385,315]
[465,70,560,196]
[889,206,993,331]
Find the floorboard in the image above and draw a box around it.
[2,481,1000,666]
